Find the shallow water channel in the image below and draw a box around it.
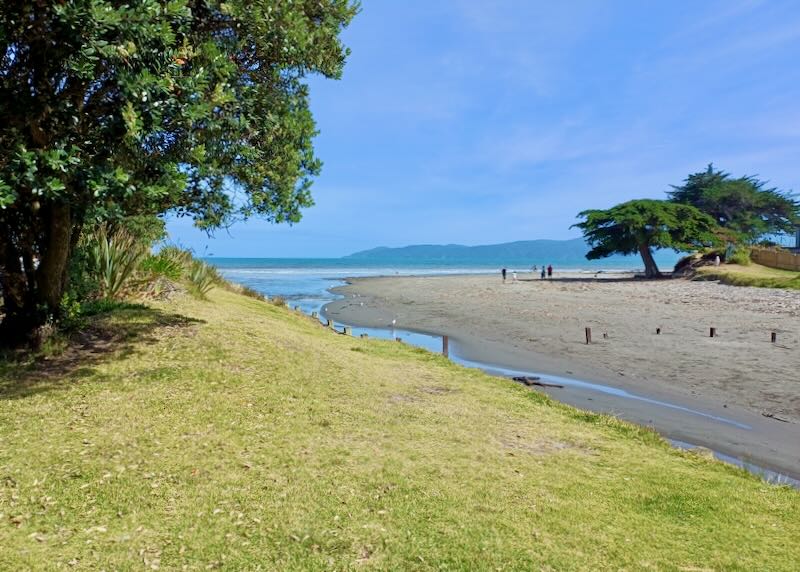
[313,312,800,489]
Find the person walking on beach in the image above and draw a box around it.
[501,268,507,282]
[540,266,546,280]
[547,264,553,278]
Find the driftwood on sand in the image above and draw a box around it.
[512,376,564,389]
[762,412,791,423]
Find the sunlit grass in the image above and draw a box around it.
[1,288,798,570]
[697,262,800,289]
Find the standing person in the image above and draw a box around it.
[501,267,507,282]
[547,264,553,278]
[540,266,546,280]
[512,271,517,281]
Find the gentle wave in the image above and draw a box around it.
[217,266,642,276]
[219,267,497,276]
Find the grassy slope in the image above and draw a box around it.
[1,289,798,571]
[696,262,800,289]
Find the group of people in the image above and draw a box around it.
[501,264,553,282]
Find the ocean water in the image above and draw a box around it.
[209,258,502,314]
[207,252,679,315]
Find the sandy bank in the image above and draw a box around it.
[324,272,800,478]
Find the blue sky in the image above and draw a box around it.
[169,0,800,258]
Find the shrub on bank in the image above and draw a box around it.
[60,228,199,327]
[50,222,269,346]
[80,232,229,304]
[727,246,751,266]
[239,285,267,301]
[186,260,217,300]
[140,250,184,282]
[87,227,147,301]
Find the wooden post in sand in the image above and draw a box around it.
[771,332,777,343]
[709,327,716,338]
[442,335,449,357]
[585,327,592,344]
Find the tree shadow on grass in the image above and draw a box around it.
[0,306,205,401]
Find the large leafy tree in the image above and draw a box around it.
[0,0,358,345]
[573,199,719,278]
[668,164,799,242]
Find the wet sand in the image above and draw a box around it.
[324,272,800,479]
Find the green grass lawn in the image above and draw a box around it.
[1,288,799,570]
[696,262,800,289]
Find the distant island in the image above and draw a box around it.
[345,238,678,267]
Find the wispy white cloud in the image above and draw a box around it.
[448,1,607,96]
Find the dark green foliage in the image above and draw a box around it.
[0,0,358,345]
[669,164,800,242]
[58,291,85,330]
[727,247,751,266]
[667,164,729,206]
[111,215,168,246]
[65,240,99,303]
[573,200,719,278]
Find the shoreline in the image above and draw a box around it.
[323,272,800,480]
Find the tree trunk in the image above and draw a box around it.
[638,243,661,278]
[0,238,34,346]
[0,202,72,347]
[35,203,72,310]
